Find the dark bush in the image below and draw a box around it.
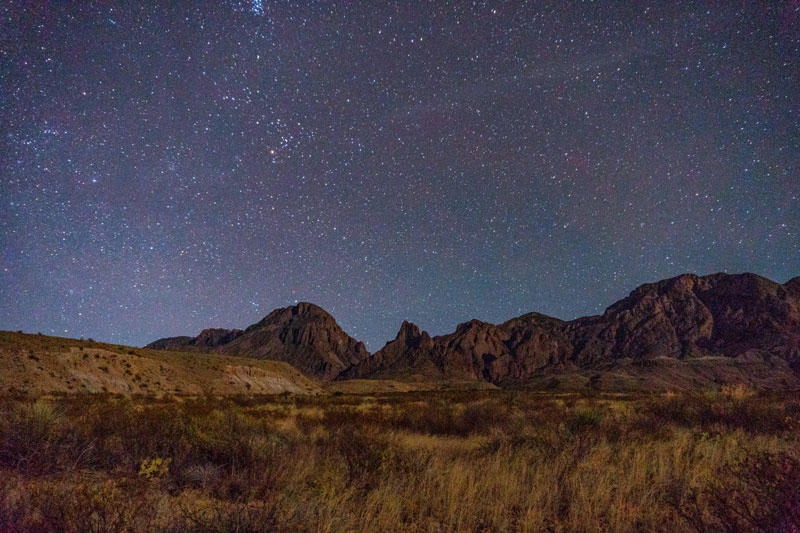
[680,451,800,532]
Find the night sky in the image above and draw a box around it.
[2,1,798,351]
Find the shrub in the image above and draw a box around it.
[565,407,601,434]
[680,452,800,532]
[139,457,171,480]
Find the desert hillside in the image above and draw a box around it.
[0,331,321,396]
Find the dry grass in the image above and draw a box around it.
[0,331,320,396]
[1,388,799,532]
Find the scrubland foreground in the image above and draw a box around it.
[1,388,799,532]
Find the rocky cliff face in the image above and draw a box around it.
[145,328,243,352]
[568,273,800,366]
[347,273,800,384]
[146,303,368,380]
[217,302,368,380]
[340,321,436,379]
[147,273,800,387]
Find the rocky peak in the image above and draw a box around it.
[456,318,488,331]
[502,312,566,331]
[338,320,435,379]
[217,302,369,380]
[393,320,433,350]
[397,320,421,340]
[248,302,333,331]
[449,319,505,345]
[604,273,699,316]
[194,328,243,347]
[144,327,242,352]
[148,302,369,380]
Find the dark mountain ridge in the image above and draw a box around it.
[148,272,800,386]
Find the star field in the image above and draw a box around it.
[2,1,799,350]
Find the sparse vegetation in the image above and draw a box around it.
[1,389,798,532]
[0,331,321,397]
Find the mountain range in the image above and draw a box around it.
[147,272,800,389]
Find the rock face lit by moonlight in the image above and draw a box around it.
[147,302,369,380]
[149,273,800,386]
[348,272,800,384]
[146,328,244,351]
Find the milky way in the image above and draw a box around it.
[2,1,798,350]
